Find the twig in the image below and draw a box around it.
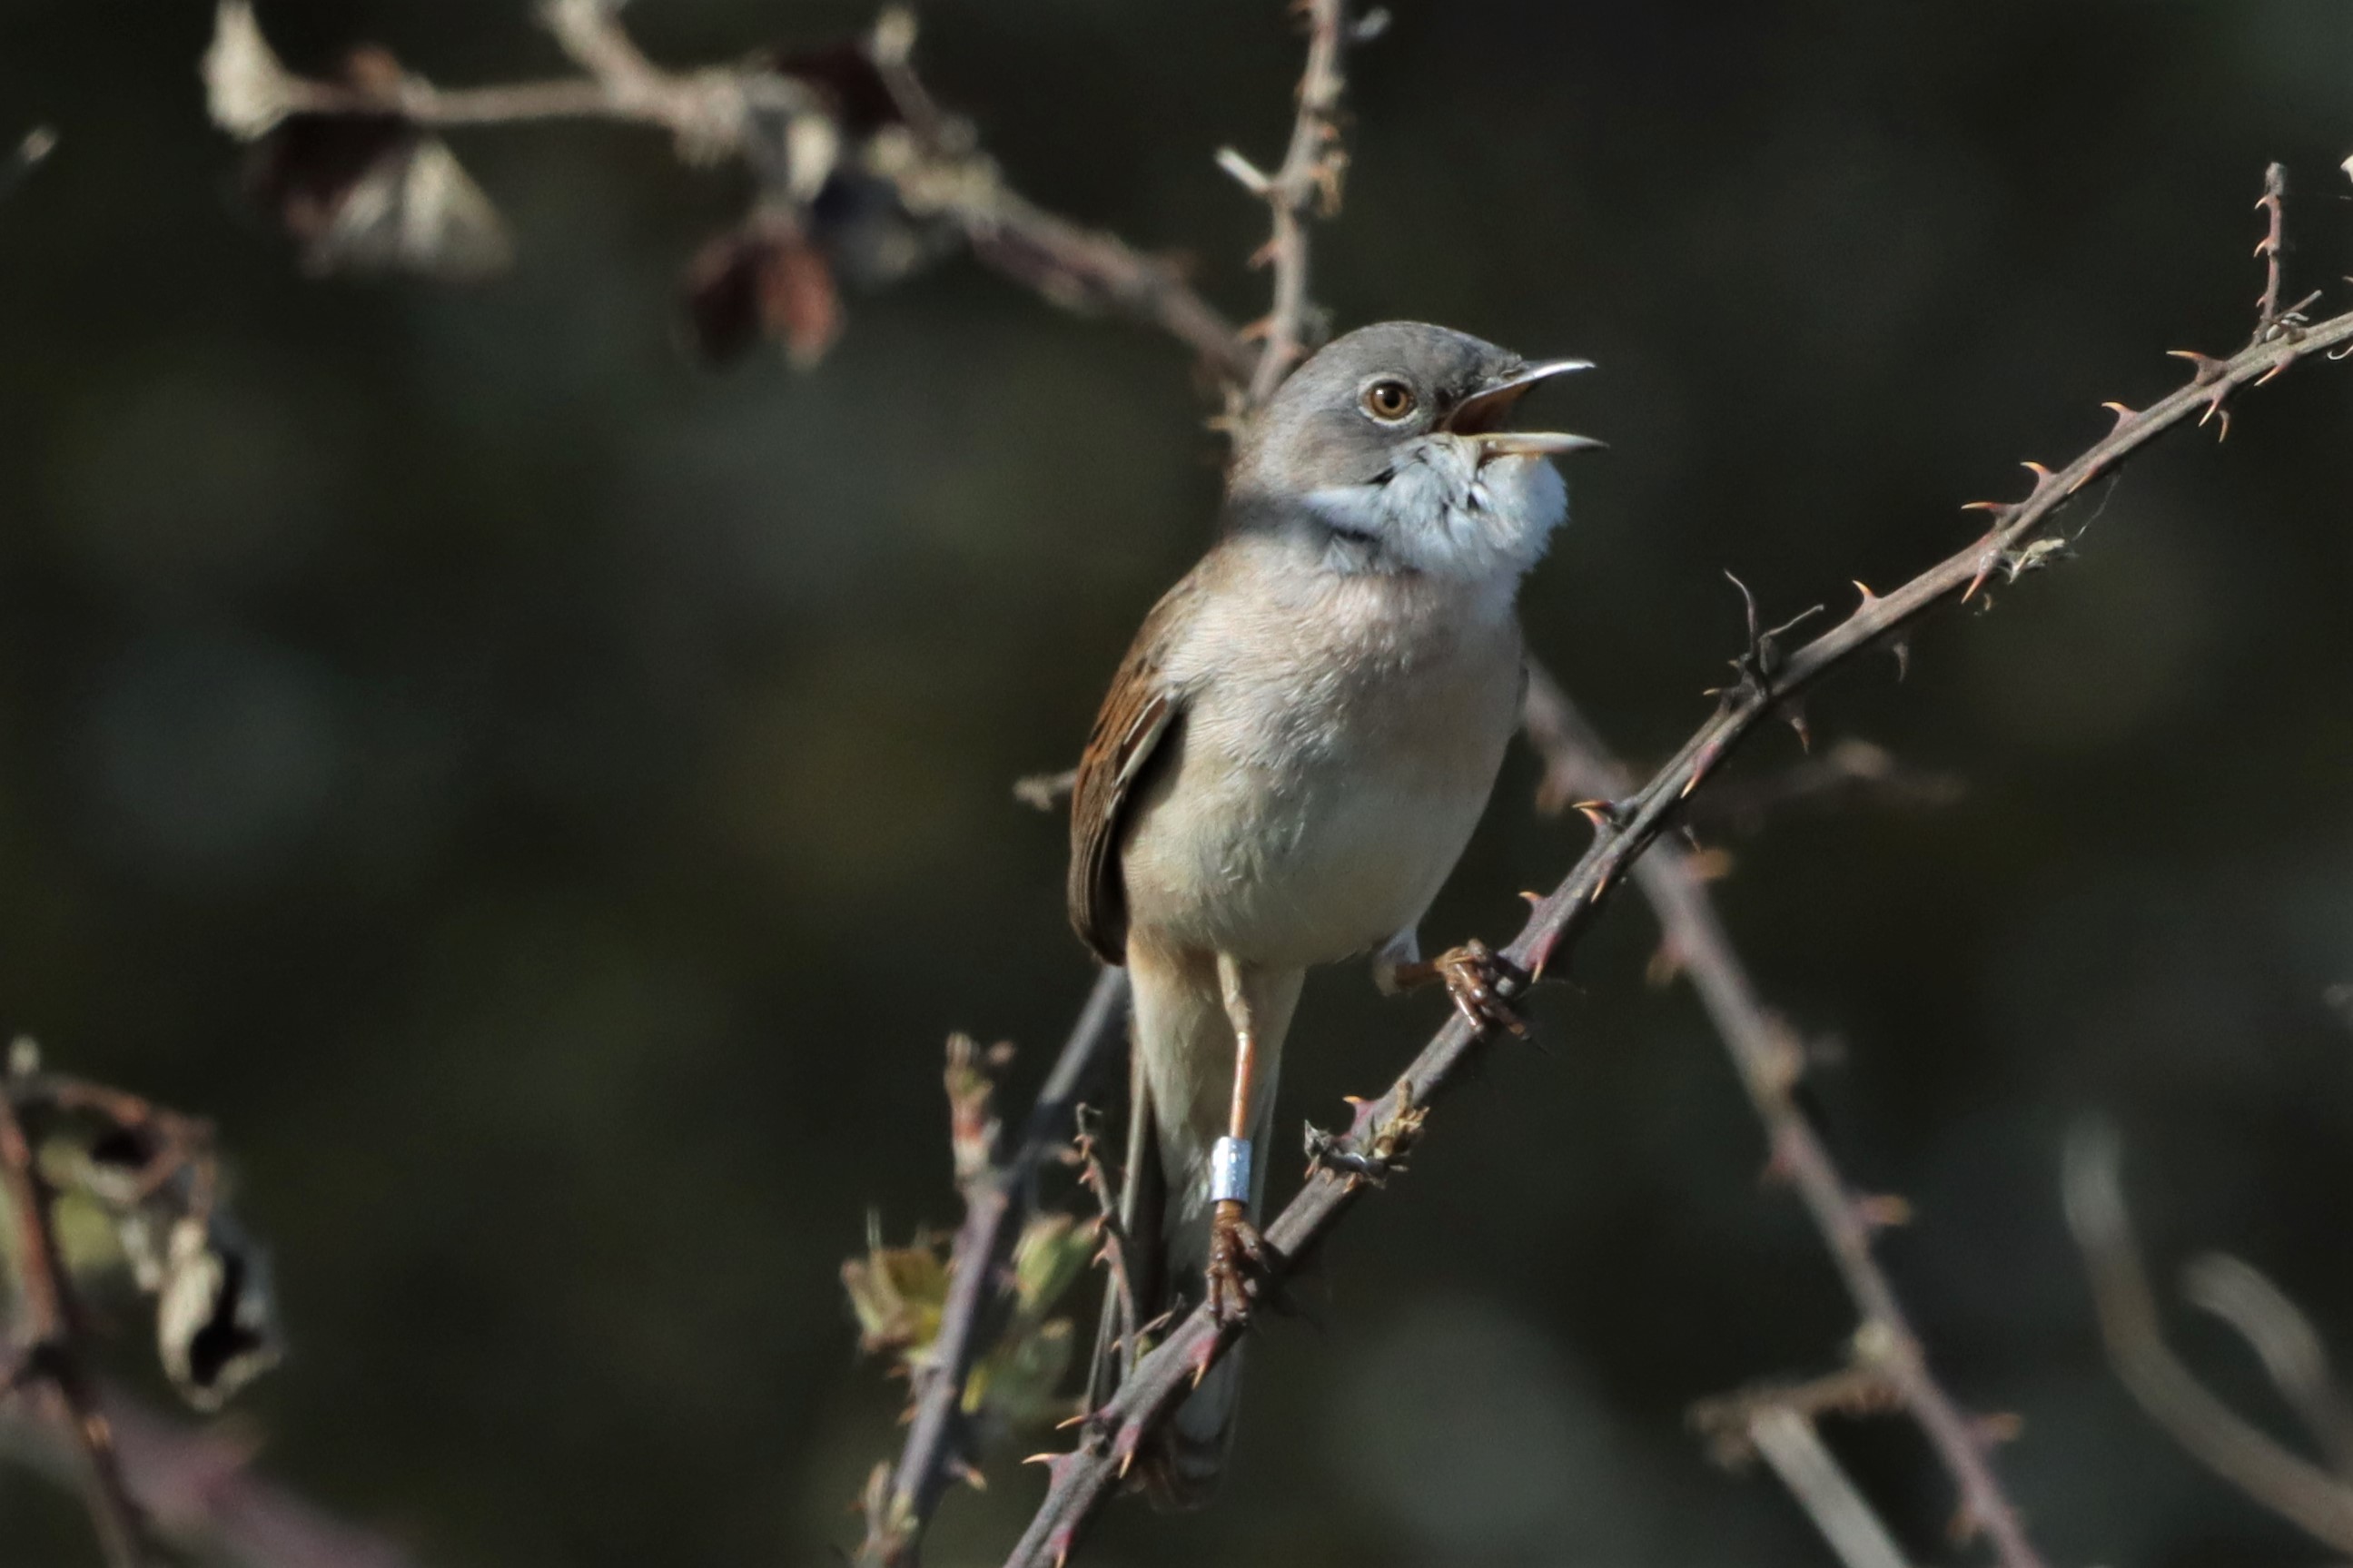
[1665,737,1965,838]
[205,2,1253,382]
[1004,211,2353,1568]
[1749,1407,1915,1568]
[1070,1109,1141,1390]
[1220,0,1354,407]
[2256,163,2288,330]
[2182,1252,2353,1479]
[0,1091,150,1568]
[1691,1366,1906,1464]
[1521,666,2042,1565]
[854,968,1129,1567]
[2063,1123,2353,1552]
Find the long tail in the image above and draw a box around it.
[1089,944,1301,1508]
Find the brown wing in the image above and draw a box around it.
[1068,577,1195,964]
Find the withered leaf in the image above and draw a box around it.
[682,214,842,366]
[842,1231,949,1358]
[248,117,511,281]
[157,1214,282,1412]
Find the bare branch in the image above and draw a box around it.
[1750,1408,1916,1568]
[2182,1252,2353,1479]
[1525,666,2042,1565]
[2063,1123,2353,1552]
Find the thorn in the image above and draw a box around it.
[1053,1410,1087,1431]
[1023,1451,1061,1467]
[1889,636,1911,683]
[1782,702,1812,753]
[2021,460,2053,484]
[1646,942,1685,988]
[949,1457,988,1492]
[1959,500,2009,515]
[1518,889,1543,906]
[2167,349,2228,386]
[2254,354,2293,387]
[1961,535,2002,605]
[1854,1193,1913,1230]
[2101,401,2137,431]
[1851,579,1879,607]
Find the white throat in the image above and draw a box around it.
[1300,436,1567,585]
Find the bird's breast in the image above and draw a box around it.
[1120,569,1524,967]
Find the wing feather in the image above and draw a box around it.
[1067,577,1196,963]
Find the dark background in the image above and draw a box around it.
[5,2,2353,1563]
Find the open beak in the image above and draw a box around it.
[1447,358,1602,462]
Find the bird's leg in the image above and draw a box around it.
[1380,937,1529,1037]
[1207,954,1274,1325]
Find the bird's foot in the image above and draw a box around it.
[1410,939,1529,1036]
[1205,1200,1270,1326]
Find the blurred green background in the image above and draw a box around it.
[5,2,2353,1563]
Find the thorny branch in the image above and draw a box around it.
[1003,182,2353,1566]
[2063,1123,2353,1553]
[199,2,2353,1562]
[1217,0,1364,407]
[0,1084,150,1568]
[852,969,1130,1567]
[1522,666,2042,1568]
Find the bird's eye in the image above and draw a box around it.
[1360,379,1418,422]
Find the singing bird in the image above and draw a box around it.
[1067,321,1597,1501]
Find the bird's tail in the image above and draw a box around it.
[1087,946,1300,1508]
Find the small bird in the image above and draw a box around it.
[1068,321,1597,1501]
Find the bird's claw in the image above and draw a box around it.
[1205,1200,1270,1325]
[1432,940,1528,1036]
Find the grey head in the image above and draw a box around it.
[1227,321,1598,582]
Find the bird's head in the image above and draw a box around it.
[1230,321,1599,581]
